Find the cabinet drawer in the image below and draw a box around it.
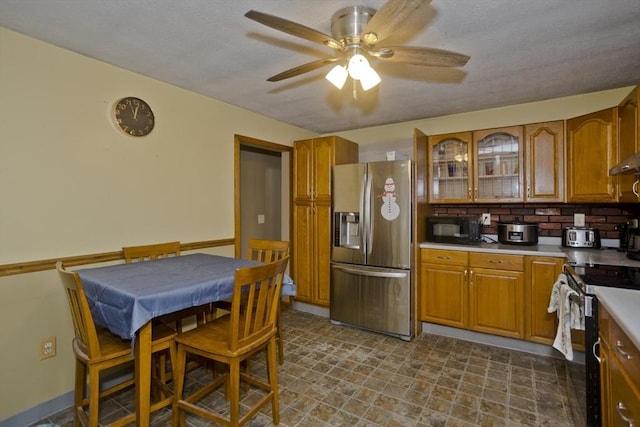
[610,318,640,384]
[469,253,524,271]
[421,249,468,266]
[609,357,640,427]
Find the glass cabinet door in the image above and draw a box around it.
[428,133,472,202]
[474,126,523,202]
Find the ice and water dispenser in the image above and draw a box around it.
[334,212,361,249]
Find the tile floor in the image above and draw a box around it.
[31,307,584,426]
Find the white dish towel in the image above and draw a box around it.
[548,273,584,361]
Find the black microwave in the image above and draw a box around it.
[426,215,481,245]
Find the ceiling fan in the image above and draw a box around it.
[245,0,469,93]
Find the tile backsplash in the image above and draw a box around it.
[432,203,640,239]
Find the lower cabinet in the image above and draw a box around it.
[420,249,469,329]
[421,249,585,347]
[420,249,525,340]
[469,252,524,339]
[599,304,640,427]
[525,256,584,350]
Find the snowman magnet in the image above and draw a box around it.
[381,177,401,221]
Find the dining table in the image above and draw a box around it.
[76,252,295,427]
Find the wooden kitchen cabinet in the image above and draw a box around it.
[420,249,526,340]
[427,132,474,203]
[473,126,524,203]
[524,256,584,349]
[524,121,565,202]
[618,85,639,202]
[420,249,469,328]
[469,252,525,339]
[567,108,619,202]
[292,136,358,306]
[599,304,640,427]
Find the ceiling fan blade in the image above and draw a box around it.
[267,57,341,82]
[245,10,342,49]
[370,46,470,67]
[362,0,430,45]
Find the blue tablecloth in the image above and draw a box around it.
[77,253,295,340]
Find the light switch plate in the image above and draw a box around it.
[257,214,265,224]
[574,213,585,227]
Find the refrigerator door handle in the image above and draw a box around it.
[364,169,373,256]
[360,168,368,259]
[332,264,408,279]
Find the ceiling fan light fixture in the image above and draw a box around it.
[325,64,348,89]
[347,54,369,80]
[359,65,381,90]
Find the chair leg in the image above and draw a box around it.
[172,344,187,427]
[276,308,284,365]
[229,359,241,426]
[88,367,101,427]
[267,338,280,424]
[74,360,86,427]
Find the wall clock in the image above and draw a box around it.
[112,97,155,137]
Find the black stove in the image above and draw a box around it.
[563,261,640,427]
[567,262,640,290]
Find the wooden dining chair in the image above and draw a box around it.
[172,256,290,427]
[56,261,176,427]
[247,239,290,364]
[214,239,290,363]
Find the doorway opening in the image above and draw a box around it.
[234,135,292,258]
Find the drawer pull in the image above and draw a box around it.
[616,402,634,426]
[487,260,503,264]
[615,341,632,360]
[436,256,451,260]
[593,338,601,363]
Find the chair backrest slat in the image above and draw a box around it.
[123,241,181,263]
[229,256,289,352]
[57,261,102,358]
[247,239,289,263]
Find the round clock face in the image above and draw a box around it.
[113,97,155,137]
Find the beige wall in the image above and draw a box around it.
[0,26,633,422]
[333,86,634,156]
[0,28,315,422]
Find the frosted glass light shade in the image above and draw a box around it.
[325,65,348,89]
[348,54,369,80]
[359,66,381,90]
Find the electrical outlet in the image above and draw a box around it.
[481,213,491,226]
[257,214,265,224]
[39,336,56,360]
[574,213,585,227]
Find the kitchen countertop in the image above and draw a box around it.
[593,287,640,350]
[419,238,640,267]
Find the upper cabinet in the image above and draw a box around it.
[428,132,473,203]
[618,85,639,202]
[524,121,565,202]
[566,108,619,202]
[473,126,524,203]
[428,125,564,203]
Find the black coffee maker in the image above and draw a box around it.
[617,218,640,257]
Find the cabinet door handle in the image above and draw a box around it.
[615,402,634,426]
[527,185,531,198]
[615,340,632,360]
[593,338,601,363]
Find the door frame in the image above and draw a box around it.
[234,134,293,257]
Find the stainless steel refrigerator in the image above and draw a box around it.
[330,159,413,341]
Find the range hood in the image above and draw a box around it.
[609,152,640,176]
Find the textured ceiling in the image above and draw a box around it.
[1,0,639,134]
